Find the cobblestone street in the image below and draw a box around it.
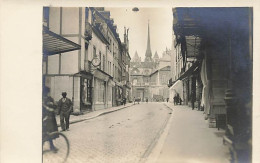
[0,6,254,163]
[43,103,172,163]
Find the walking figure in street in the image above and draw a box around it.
[173,95,177,105]
[176,93,180,105]
[179,98,182,105]
[146,98,148,103]
[123,97,126,106]
[58,92,73,132]
[42,87,59,152]
[133,97,136,105]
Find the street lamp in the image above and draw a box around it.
[132,7,139,12]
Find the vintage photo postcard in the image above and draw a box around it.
[41,7,252,163]
[0,1,259,163]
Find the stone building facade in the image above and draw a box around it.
[130,22,171,102]
[168,8,252,162]
[43,7,131,113]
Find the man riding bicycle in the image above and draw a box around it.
[42,86,59,152]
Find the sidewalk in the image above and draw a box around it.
[149,103,230,163]
[56,103,133,127]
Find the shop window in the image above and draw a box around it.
[107,86,112,101]
[82,78,92,105]
[97,79,105,102]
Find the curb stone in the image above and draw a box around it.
[57,104,134,127]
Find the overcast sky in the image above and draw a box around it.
[106,8,173,60]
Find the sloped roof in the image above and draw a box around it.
[150,65,171,76]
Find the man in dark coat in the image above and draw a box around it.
[58,92,73,131]
[42,87,58,152]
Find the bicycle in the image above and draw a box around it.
[42,114,70,163]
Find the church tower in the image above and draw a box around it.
[144,21,153,62]
[132,51,141,63]
[153,51,159,63]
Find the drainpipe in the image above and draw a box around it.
[105,79,109,108]
[106,43,108,109]
[72,73,75,112]
[92,76,95,111]
[59,8,62,75]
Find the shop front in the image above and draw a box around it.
[123,82,131,102]
[169,80,183,103]
[42,26,82,113]
[107,79,115,108]
[173,8,252,162]
[92,69,110,110]
[79,71,93,112]
[177,62,201,108]
[115,82,123,106]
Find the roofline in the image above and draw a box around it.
[90,7,121,45]
[150,65,171,76]
[92,24,110,45]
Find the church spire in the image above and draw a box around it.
[133,51,141,62]
[145,20,153,62]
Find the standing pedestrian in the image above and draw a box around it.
[57,92,73,131]
[174,95,177,105]
[42,87,58,152]
[123,97,126,106]
[133,97,136,105]
[179,98,183,105]
[176,93,180,105]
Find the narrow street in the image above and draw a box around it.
[0,6,254,163]
[43,103,172,163]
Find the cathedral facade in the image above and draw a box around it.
[130,22,171,102]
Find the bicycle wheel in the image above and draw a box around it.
[43,132,70,163]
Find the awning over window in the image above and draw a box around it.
[169,80,183,98]
[93,69,112,82]
[43,26,81,55]
[179,61,200,80]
